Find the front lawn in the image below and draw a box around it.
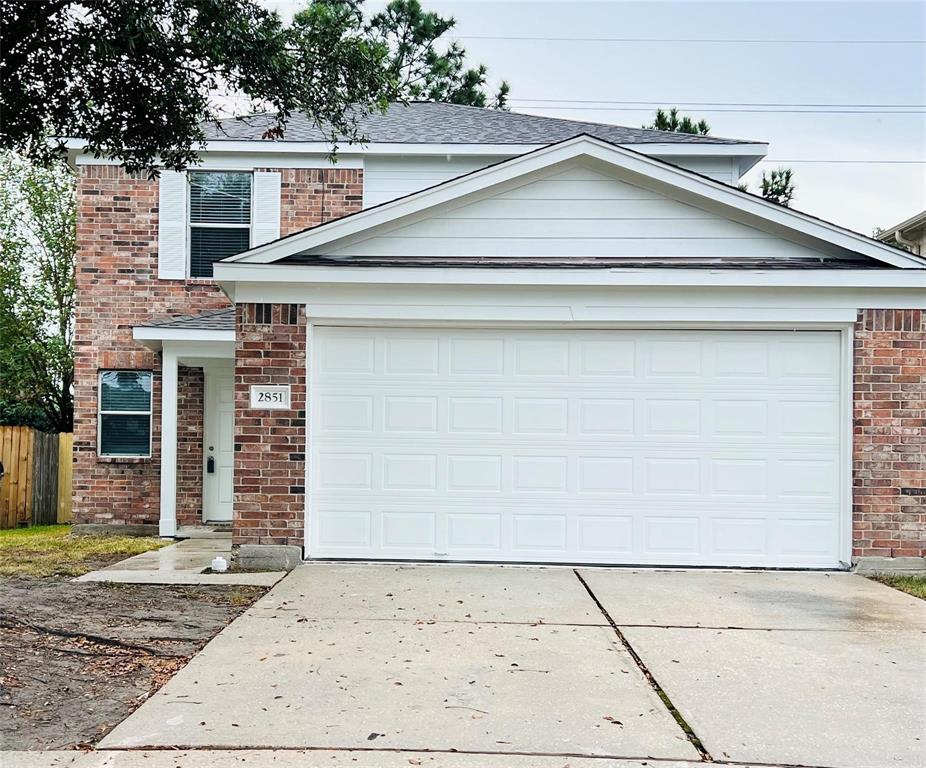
[0,524,168,577]
[869,573,926,600]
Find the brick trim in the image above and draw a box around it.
[853,309,925,558]
[233,303,307,547]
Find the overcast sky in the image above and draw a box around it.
[262,0,925,235]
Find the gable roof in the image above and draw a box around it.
[205,101,758,146]
[219,134,926,272]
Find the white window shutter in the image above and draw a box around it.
[157,171,188,279]
[251,171,281,246]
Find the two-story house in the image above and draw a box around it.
[68,102,926,571]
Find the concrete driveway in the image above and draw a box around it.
[100,564,926,768]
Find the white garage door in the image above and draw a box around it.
[309,327,844,567]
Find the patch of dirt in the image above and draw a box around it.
[0,576,266,749]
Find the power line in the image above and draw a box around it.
[460,34,926,44]
[511,99,926,109]
[514,105,925,115]
[760,160,925,164]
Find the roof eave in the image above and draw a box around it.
[60,137,768,160]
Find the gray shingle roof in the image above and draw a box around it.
[142,308,235,331]
[204,101,757,146]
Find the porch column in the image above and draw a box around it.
[159,347,178,537]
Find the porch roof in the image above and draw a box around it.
[133,308,235,348]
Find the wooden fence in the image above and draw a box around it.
[0,427,74,529]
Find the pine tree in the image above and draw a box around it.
[759,167,796,207]
[644,107,710,136]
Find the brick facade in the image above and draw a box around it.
[72,166,229,528]
[176,366,205,528]
[853,309,926,559]
[72,161,924,563]
[276,168,364,236]
[73,165,362,530]
[233,304,307,547]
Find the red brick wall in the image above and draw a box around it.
[73,165,362,529]
[276,168,364,235]
[72,166,229,527]
[853,309,926,559]
[233,304,307,546]
[177,366,205,527]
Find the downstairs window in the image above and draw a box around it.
[98,371,153,457]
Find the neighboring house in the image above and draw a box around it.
[67,101,926,570]
[877,210,926,256]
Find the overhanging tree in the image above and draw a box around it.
[1,0,397,176]
[1,0,510,177]
[0,154,76,433]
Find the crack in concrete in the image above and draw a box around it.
[96,744,843,768]
[573,569,714,763]
[242,613,917,633]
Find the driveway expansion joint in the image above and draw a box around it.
[573,569,714,762]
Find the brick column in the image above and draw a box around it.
[853,309,926,564]
[176,366,205,527]
[233,303,306,568]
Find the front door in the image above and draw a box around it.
[203,366,235,523]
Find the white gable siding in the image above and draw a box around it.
[363,154,740,211]
[363,155,512,208]
[324,164,824,261]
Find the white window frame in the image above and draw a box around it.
[187,170,254,278]
[97,370,153,458]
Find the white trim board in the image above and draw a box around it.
[215,265,926,290]
[220,136,925,270]
[65,138,766,160]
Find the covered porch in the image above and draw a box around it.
[133,309,236,538]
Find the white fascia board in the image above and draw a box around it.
[133,327,235,343]
[73,150,362,171]
[64,137,764,165]
[213,263,926,290]
[222,134,925,269]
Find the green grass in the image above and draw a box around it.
[870,574,926,600]
[0,525,169,578]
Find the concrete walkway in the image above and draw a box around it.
[96,565,925,767]
[1,751,762,767]
[74,536,284,587]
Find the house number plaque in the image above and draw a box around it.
[249,385,291,410]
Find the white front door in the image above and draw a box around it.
[203,366,235,523]
[309,326,845,568]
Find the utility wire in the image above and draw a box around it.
[459,35,926,44]
[514,105,925,114]
[511,99,926,108]
[760,160,926,164]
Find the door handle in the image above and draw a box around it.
[207,456,215,474]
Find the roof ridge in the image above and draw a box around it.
[204,101,763,146]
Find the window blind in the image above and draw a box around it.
[188,171,252,277]
[190,227,251,278]
[99,371,152,457]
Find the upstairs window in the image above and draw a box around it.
[188,171,252,277]
[99,371,153,457]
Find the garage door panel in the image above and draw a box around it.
[310,328,843,566]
